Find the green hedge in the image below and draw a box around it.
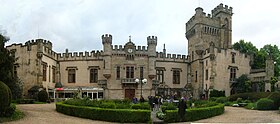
[163,104,224,122]
[256,98,274,110]
[228,92,273,101]
[56,102,150,123]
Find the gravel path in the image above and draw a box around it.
[4,104,280,124]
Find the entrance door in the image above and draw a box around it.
[125,89,135,100]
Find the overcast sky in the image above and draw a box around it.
[1,0,280,55]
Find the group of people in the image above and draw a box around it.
[131,95,191,122]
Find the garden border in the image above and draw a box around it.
[164,103,224,122]
[56,102,151,123]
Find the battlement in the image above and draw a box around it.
[147,36,157,45]
[102,34,112,44]
[156,52,189,62]
[211,3,233,17]
[57,50,103,60]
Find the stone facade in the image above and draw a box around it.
[6,3,275,100]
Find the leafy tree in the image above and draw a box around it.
[233,39,258,55]
[0,34,22,99]
[270,77,278,92]
[231,74,251,94]
[260,44,280,77]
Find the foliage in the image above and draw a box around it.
[163,104,224,122]
[56,102,151,123]
[256,98,274,110]
[156,111,165,120]
[0,34,22,100]
[194,100,218,108]
[231,74,251,94]
[244,103,256,110]
[209,89,225,97]
[215,97,228,104]
[13,99,35,104]
[161,103,177,112]
[270,77,278,92]
[99,102,116,109]
[260,44,280,77]
[0,81,12,117]
[267,92,280,109]
[38,90,48,102]
[131,103,150,110]
[228,92,280,104]
[233,40,258,55]
[0,108,24,122]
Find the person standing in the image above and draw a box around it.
[178,97,187,122]
[140,95,145,103]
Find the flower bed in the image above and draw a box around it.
[56,102,151,123]
[163,103,224,122]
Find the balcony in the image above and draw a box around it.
[121,78,137,84]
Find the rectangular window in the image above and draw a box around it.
[140,67,144,79]
[126,66,134,78]
[156,70,164,83]
[195,71,198,82]
[13,65,18,78]
[205,69,208,80]
[52,67,56,83]
[173,70,180,84]
[43,63,47,81]
[49,66,51,82]
[230,68,237,81]
[232,53,235,63]
[68,69,76,83]
[90,69,98,83]
[116,66,120,79]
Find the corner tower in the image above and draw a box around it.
[186,3,233,61]
[102,34,112,79]
[147,36,157,79]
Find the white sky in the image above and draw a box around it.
[1,0,280,55]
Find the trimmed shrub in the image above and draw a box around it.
[215,97,228,104]
[163,104,224,122]
[38,90,48,102]
[161,103,177,112]
[131,104,141,109]
[0,81,12,117]
[56,102,150,123]
[115,104,131,109]
[15,99,35,104]
[256,98,274,110]
[267,92,280,109]
[228,92,272,101]
[3,104,16,117]
[99,102,116,109]
[209,89,225,97]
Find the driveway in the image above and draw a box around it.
[4,104,280,124]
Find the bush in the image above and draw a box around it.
[15,99,35,104]
[0,81,12,117]
[163,104,224,122]
[267,92,280,109]
[56,102,151,123]
[3,104,16,117]
[115,104,131,109]
[99,102,116,109]
[215,97,228,104]
[209,89,225,97]
[38,90,48,102]
[161,103,177,112]
[131,104,141,109]
[256,98,274,110]
[228,92,272,101]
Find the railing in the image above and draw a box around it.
[121,78,137,84]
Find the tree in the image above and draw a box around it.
[0,34,22,99]
[260,44,280,77]
[233,40,258,55]
[231,74,251,93]
[270,77,278,92]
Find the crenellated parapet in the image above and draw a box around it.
[102,34,112,44]
[147,36,157,45]
[43,46,58,59]
[211,3,233,17]
[57,50,103,61]
[156,52,189,62]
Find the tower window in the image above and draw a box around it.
[126,66,134,78]
[230,68,237,81]
[90,68,98,83]
[231,53,235,63]
[116,66,120,79]
[140,66,144,79]
[52,66,56,83]
[42,62,47,81]
[68,69,76,83]
[156,69,164,83]
[173,70,180,84]
[205,69,208,80]
[195,71,198,82]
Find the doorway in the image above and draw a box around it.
[125,89,135,100]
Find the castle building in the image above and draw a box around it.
[6,3,274,100]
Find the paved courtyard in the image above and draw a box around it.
[4,103,280,124]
